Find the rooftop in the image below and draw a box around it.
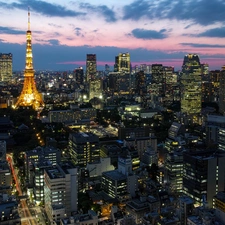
[46,166,64,179]
[70,132,99,143]
[59,161,76,174]
[102,170,127,180]
[26,146,60,156]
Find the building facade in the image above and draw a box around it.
[151,64,164,97]
[165,151,183,192]
[86,54,97,81]
[0,161,12,188]
[183,150,225,208]
[214,191,225,224]
[25,146,61,184]
[205,115,225,146]
[89,79,103,100]
[73,67,84,85]
[44,162,78,224]
[33,160,53,205]
[101,170,127,198]
[114,53,130,74]
[180,54,202,122]
[0,53,12,82]
[68,132,100,167]
[219,66,225,115]
[48,108,96,123]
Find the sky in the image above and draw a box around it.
[1,0,225,71]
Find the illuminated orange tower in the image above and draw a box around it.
[13,9,44,111]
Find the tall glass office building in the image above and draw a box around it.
[180,54,202,122]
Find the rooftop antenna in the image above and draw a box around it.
[28,7,30,30]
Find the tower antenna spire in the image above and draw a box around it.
[28,7,30,30]
[13,8,45,111]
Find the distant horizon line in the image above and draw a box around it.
[12,59,225,72]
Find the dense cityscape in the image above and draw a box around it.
[1,5,225,225]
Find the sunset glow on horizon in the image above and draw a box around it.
[0,0,225,71]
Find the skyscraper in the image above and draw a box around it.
[114,53,131,73]
[219,66,225,115]
[164,66,178,104]
[151,64,163,84]
[73,67,84,85]
[13,10,44,111]
[180,54,202,122]
[151,64,164,97]
[183,149,225,208]
[0,53,12,82]
[86,54,97,81]
[135,70,146,95]
[89,79,103,100]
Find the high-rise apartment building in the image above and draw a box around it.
[180,54,202,121]
[114,53,131,73]
[86,54,97,81]
[0,53,12,82]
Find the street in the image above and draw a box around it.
[7,154,40,225]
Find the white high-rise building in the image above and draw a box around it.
[44,162,78,224]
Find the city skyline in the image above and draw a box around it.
[0,0,225,71]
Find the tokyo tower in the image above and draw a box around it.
[13,9,44,111]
